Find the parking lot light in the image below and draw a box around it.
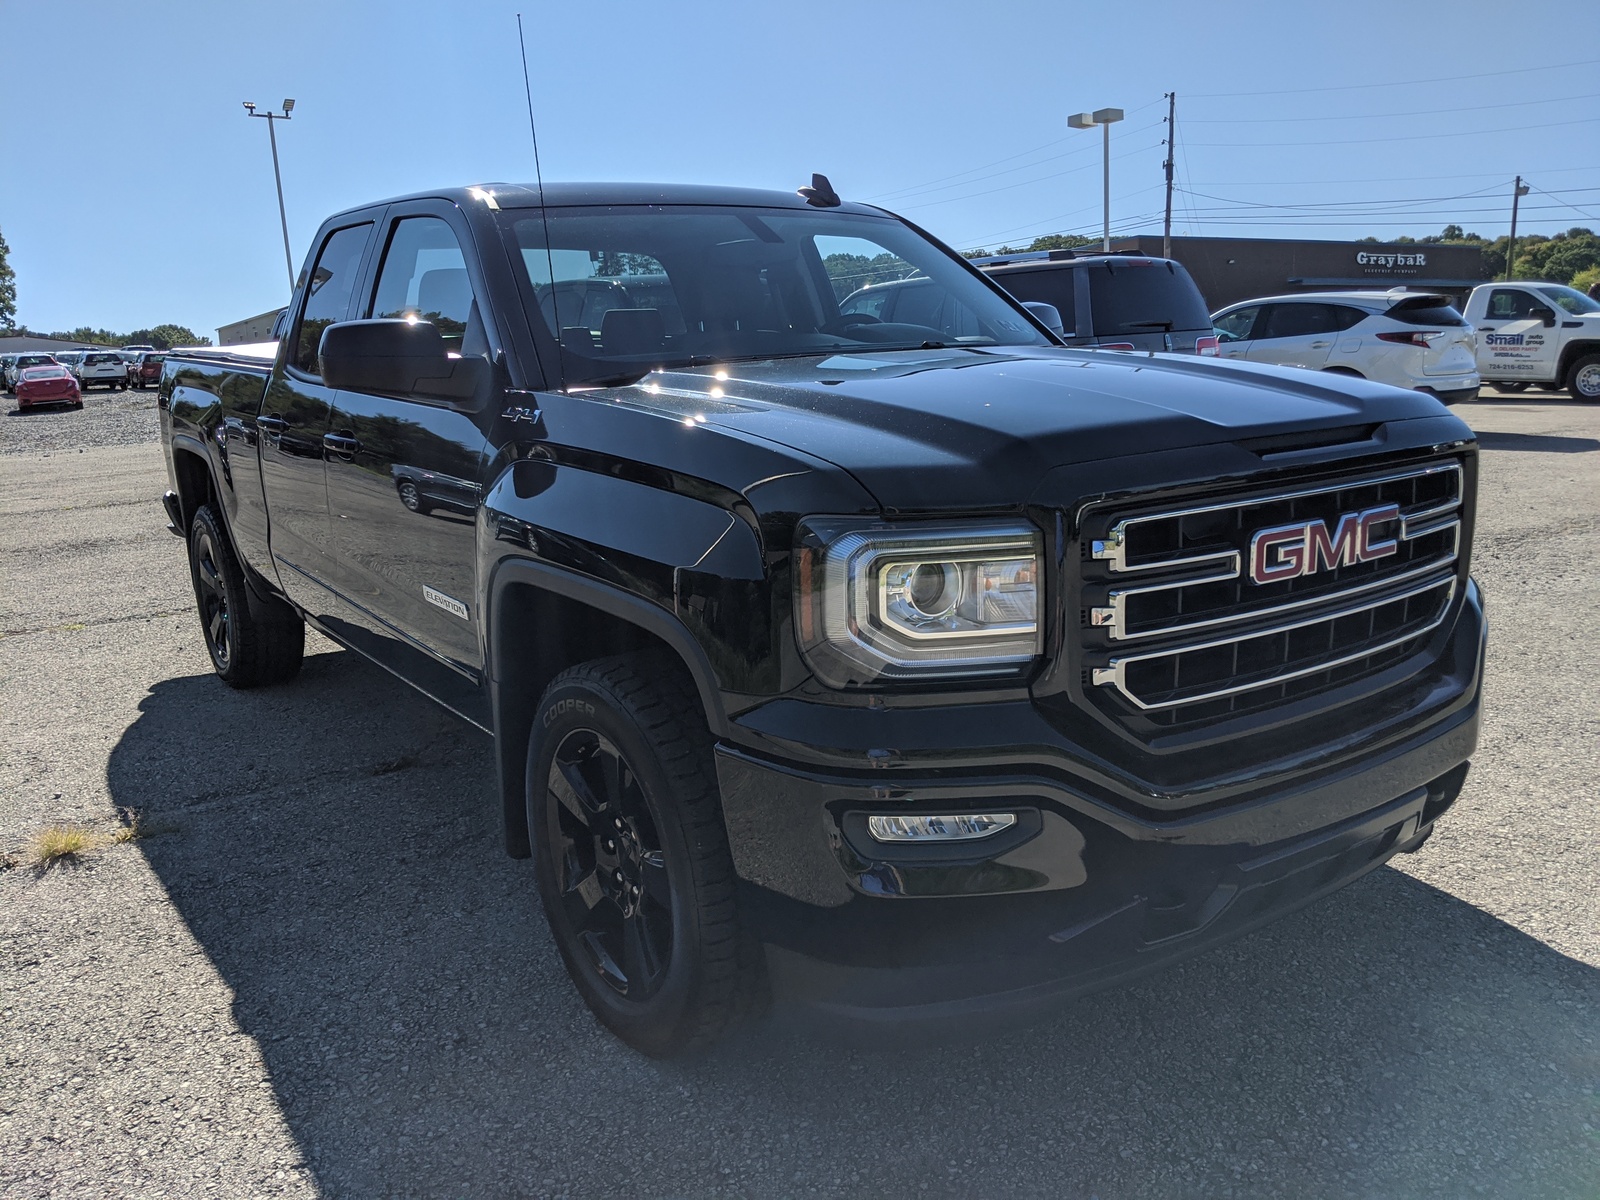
[244,100,298,292]
[1070,107,1124,251]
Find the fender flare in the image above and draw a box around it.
[486,556,732,857]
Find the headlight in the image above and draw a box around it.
[794,518,1043,687]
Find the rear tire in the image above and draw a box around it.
[1567,354,1600,403]
[396,480,429,513]
[1496,381,1531,394]
[187,504,304,688]
[527,653,760,1057]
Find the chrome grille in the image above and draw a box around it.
[1080,461,1464,725]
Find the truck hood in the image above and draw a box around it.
[593,347,1451,511]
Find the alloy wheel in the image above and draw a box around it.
[193,527,231,670]
[546,728,672,1001]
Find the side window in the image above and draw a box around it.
[840,286,895,321]
[293,223,372,375]
[1260,302,1338,340]
[369,216,482,354]
[1330,305,1368,331]
[1214,306,1258,341]
[1487,289,1535,320]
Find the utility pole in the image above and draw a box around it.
[1505,175,1530,282]
[1162,91,1176,260]
[244,99,297,293]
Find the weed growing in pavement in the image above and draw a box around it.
[27,825,98,869]
[24,810,147,872]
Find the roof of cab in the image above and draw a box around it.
[321,181,893,222]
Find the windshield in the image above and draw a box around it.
[1535,285,1600,316]
[503,205,1049,386]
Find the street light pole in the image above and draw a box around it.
[1506,175,1530,282]
[244,99,297,293]
[1069,107,1124,251]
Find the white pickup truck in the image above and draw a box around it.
[1463,281,1600,401]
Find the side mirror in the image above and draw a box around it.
[1021,301,1065,337]
[1532,305,1557,327]
[319,319,492,405]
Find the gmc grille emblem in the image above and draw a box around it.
[1249,503,1400,584]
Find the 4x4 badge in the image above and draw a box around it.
[1249,503,1399,584]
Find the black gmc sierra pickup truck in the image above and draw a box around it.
[159,180,1485,1056]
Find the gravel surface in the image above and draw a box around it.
[2,385,1597,1198]
[2,382,161,456]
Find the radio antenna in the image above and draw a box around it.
[517,13,565,390]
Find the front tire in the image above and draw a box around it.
[527,654,758,1057]
[1567,354,1600,403]
[187,504,304,687]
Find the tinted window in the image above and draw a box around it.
[293,223,372,375]
[989,266,1077,332]
[1386,299,1467,327]
[1213,306,1259,341]
[1259,302,1346,340]
[1086,260,1211,336]
[84,353,121,365]
[369,216,479,351]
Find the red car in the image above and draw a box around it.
[15,365,83,411]
[130,351,166,389]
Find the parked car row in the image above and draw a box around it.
[2,346,168,398]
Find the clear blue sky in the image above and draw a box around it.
[3,0,1596,338]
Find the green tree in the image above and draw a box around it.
[0,226,16,330]
[1570,265,1600,296]
[964,233,1096,259]
[146,324,211,349]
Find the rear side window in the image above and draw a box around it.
[1387,298,1468,327]
[990,267,1077,333]
[293,223,372,375]
[1087,260,1211,336]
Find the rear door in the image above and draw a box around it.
[319,203,493,712]
[1245,302,1342,371]
[258,218,376,608]
[1475,287,1560,381]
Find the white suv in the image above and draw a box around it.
[75,350,130,391]
[1210,290,1480,404]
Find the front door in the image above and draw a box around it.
[258,220,373,610]
[320,208,492,717]
[1477,287,1561,382]
[1245,302,1340,372]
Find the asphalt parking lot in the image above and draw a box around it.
[2,383,1597,1199]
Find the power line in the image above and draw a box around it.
[1524,183,1600,223]
[1175,182,1509,212]
[1185,91,1600,124]
[1185,166,1600,187]
[1186,116,1599,148]
[1190,57,1600,99]
[893,140,1164,212]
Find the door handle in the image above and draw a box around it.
[256,413,287,433]
[1309,341,1331,349]
[1478,326,1496,332]
[323,432,361,456]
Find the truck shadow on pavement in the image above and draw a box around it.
[1474,430,1600,454]
[113,652,1600,1199]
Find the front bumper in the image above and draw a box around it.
[716,580,1485,1027]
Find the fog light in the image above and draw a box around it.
[866,813,1017,843]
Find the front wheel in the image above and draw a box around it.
[527,654,760,1056]
[187,505,305,687]
[1567,354,1600,403]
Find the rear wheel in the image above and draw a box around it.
[396,480,429,513]
[527,653,759,1057]
[1567,354,1600,403]
[187,504,304,687]
[1495,381,1531,394]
